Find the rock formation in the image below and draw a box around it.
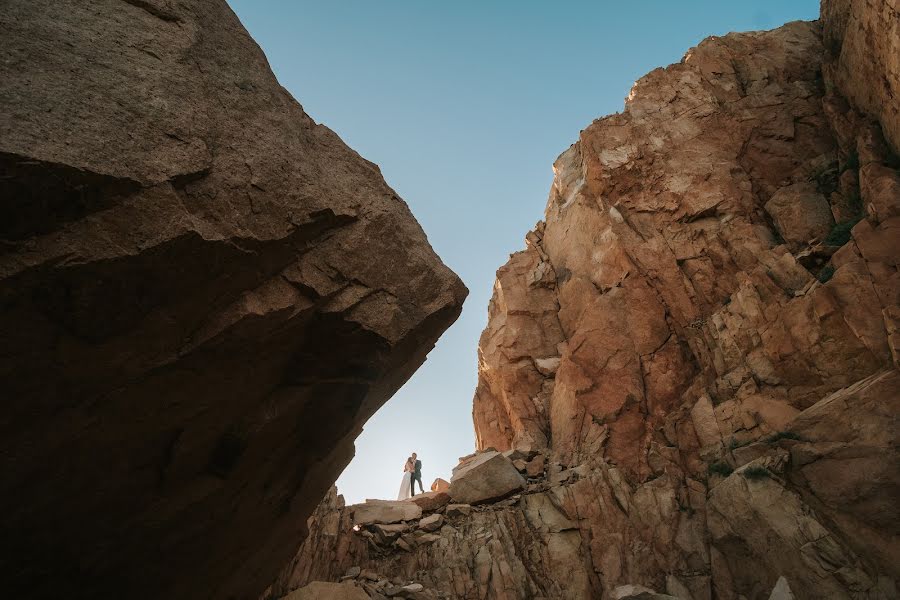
[270,3,899,599]
[0,1,465,599]
[821,0,900,151]
[446,450,526,504]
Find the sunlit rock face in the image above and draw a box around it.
[276,9,899,600]
[468,12,900,600]
[474,19,895,473]
[0,1,465,599]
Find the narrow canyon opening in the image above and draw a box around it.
[1,1,898,600]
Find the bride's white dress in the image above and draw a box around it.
[397,471,412,500]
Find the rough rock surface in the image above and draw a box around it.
[764,182,835,247]
[821,0,900,151]
[410,491,452,512]
[274,8,899,600]
[0,1,465,599]
[612,585,679,600]
[352,501,423,526]
[266,485,596,600]
[767,577,796,600]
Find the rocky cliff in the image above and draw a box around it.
[821,0,900,151]
[271,4,899,600]
[0,1,465,599]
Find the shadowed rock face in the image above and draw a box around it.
[821,0,900,151]
[273,9,899,600]
[0,1,466,599]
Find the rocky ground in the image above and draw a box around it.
[271,1,899,598]
[266,447,827,599]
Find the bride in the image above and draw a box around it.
[397,456,414,500]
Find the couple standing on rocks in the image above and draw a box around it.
[397,452,424,500]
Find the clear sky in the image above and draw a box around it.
[226,0,819,504]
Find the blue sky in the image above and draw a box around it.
[227,1,820,504]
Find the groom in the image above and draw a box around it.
[409,452,424,496]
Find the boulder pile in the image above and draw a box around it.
[341,451,533,555]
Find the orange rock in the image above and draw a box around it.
[409,491,451,512]
[430,478,450,492]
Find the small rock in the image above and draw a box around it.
[417,533,441,544]
[430,478,450,492]
[419,513,444,532]
[525,454,545,477]
[534,356,561,375]
[611,583,679,599]
[372,523,408,546]
[609,205,625,223]
[409,491,451,512]
[501,448,537,462]
[768,576,796,600]
[445,504,472,518]
[395,537,413,552]
[665,574,694,600]
[373,523,408,538]
[345,566,361,578]
[402,583,424,593]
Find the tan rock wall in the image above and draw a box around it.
[474,19,897,477]
[464,15,900,600]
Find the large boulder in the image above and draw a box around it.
[410,491,451,512]
[351,501,422,526]
[448,451,525,504]
[0,1,465,599]
[763,182,835,247]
